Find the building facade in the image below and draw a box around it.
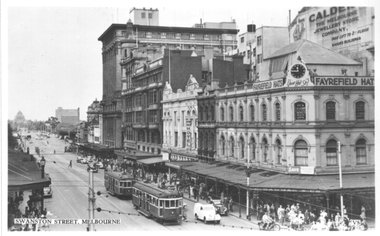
[14,111,26,125]
[55,107,80,125]
[215,39,374,175]
[87,99,101,144]
[162,75,202,161]
[289,7,375,76]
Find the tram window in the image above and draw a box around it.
[165,200,170,208]
[175,200,179,207]
[179,200,182,207]
[171,200,175,208]
[127,182,131,187]
[159,200,164,207]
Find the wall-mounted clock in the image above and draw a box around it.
[290,63,306,79]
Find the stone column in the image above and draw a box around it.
[315,132,321,168]
[344,94,350,120]
[314,94,320,121]
[282,134,287,166]
[345,132,351,167]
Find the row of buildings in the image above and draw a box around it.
[80,7,375,218]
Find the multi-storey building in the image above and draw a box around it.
[213,39,374,217]
[87,99,101,144]
[55,107,80,125]
[288,7,374,76]
[98,8,239,150]
[162,75,202,162]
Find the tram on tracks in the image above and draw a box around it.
[132,182,183,225]
[104,170,134,198]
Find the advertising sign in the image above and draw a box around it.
[287,166,300,174]
[300,166,315,175]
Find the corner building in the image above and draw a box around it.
[212,39,374,218]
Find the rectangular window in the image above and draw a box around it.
[194,133,197,149]
[240,37,244,43]
[253,48,256,57]
[175,132,178,146]
[141,12,146,18]
[356,146,367,164]
[148,13,152,19]
[326,102,336,120]
[257,54,263,64]
[165,200,170,208]
[257,36,262,46]
[182,132,186,148]
[174,112,177,126]
[356,102,365,120]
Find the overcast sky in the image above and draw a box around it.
[3,0,376,121]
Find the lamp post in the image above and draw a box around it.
[246,143,251,220]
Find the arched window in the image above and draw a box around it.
[229,106,234,121]
[326,101,336,120]
[221,135,226,156]
[356,139,367,165]
[250,104,255,121]
[326,139,337,166]
[239,105,244,121]
[262,138,268,162]
[204,106,208,121]
[295,102,306,120]
[275,103,281,121]
[250,137,256,161]
[294,140,308,166]
[356,101,365,120]
[275,139,282,164]
[220,107,225,121]
[230,136,235,157]
[262,104,267,121]
[240,137,245,159]
[211,105,215,121]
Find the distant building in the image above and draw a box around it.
[129,7,159,26]
[87,99,101,144]
[55,107,80,125]
[288,7,375,76]
[14,111,26,124]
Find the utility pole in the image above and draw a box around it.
[88,167,96,231]
[246,143,250,219]
[338,141,344,218]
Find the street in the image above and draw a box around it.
[27,132,258,231]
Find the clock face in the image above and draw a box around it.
[290,64,306,79]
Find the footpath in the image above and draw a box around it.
[182,194,376,230]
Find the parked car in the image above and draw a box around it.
[194,203,221,224]
[76,156,82,163]
[81,158,88,164]
[209,197,229,216]
[43,186,53,198]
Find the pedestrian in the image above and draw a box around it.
[360,205,366,220]
[278,205,285,225]
[229,197,233,212]
[304,209,310,224]
[53,150,56,154]
[68,160,72,168]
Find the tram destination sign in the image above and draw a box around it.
[310,76,374,86]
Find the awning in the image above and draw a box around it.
[8,150,51,192]
[165,161,198,170]
[137,157,166,165]
[181,162,375,193]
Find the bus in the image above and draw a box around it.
[132,182,183,225]
[104,171,134,198]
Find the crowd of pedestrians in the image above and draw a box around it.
[256,202,368,231]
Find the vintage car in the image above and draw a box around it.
[76,156,83,163]
[81,157,88,164]
[194,203,221,224]
[209,197,229,216]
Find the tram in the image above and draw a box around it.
[132,182,183,224]
[104,171,134,198]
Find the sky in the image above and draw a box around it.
[2,0,377,121]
